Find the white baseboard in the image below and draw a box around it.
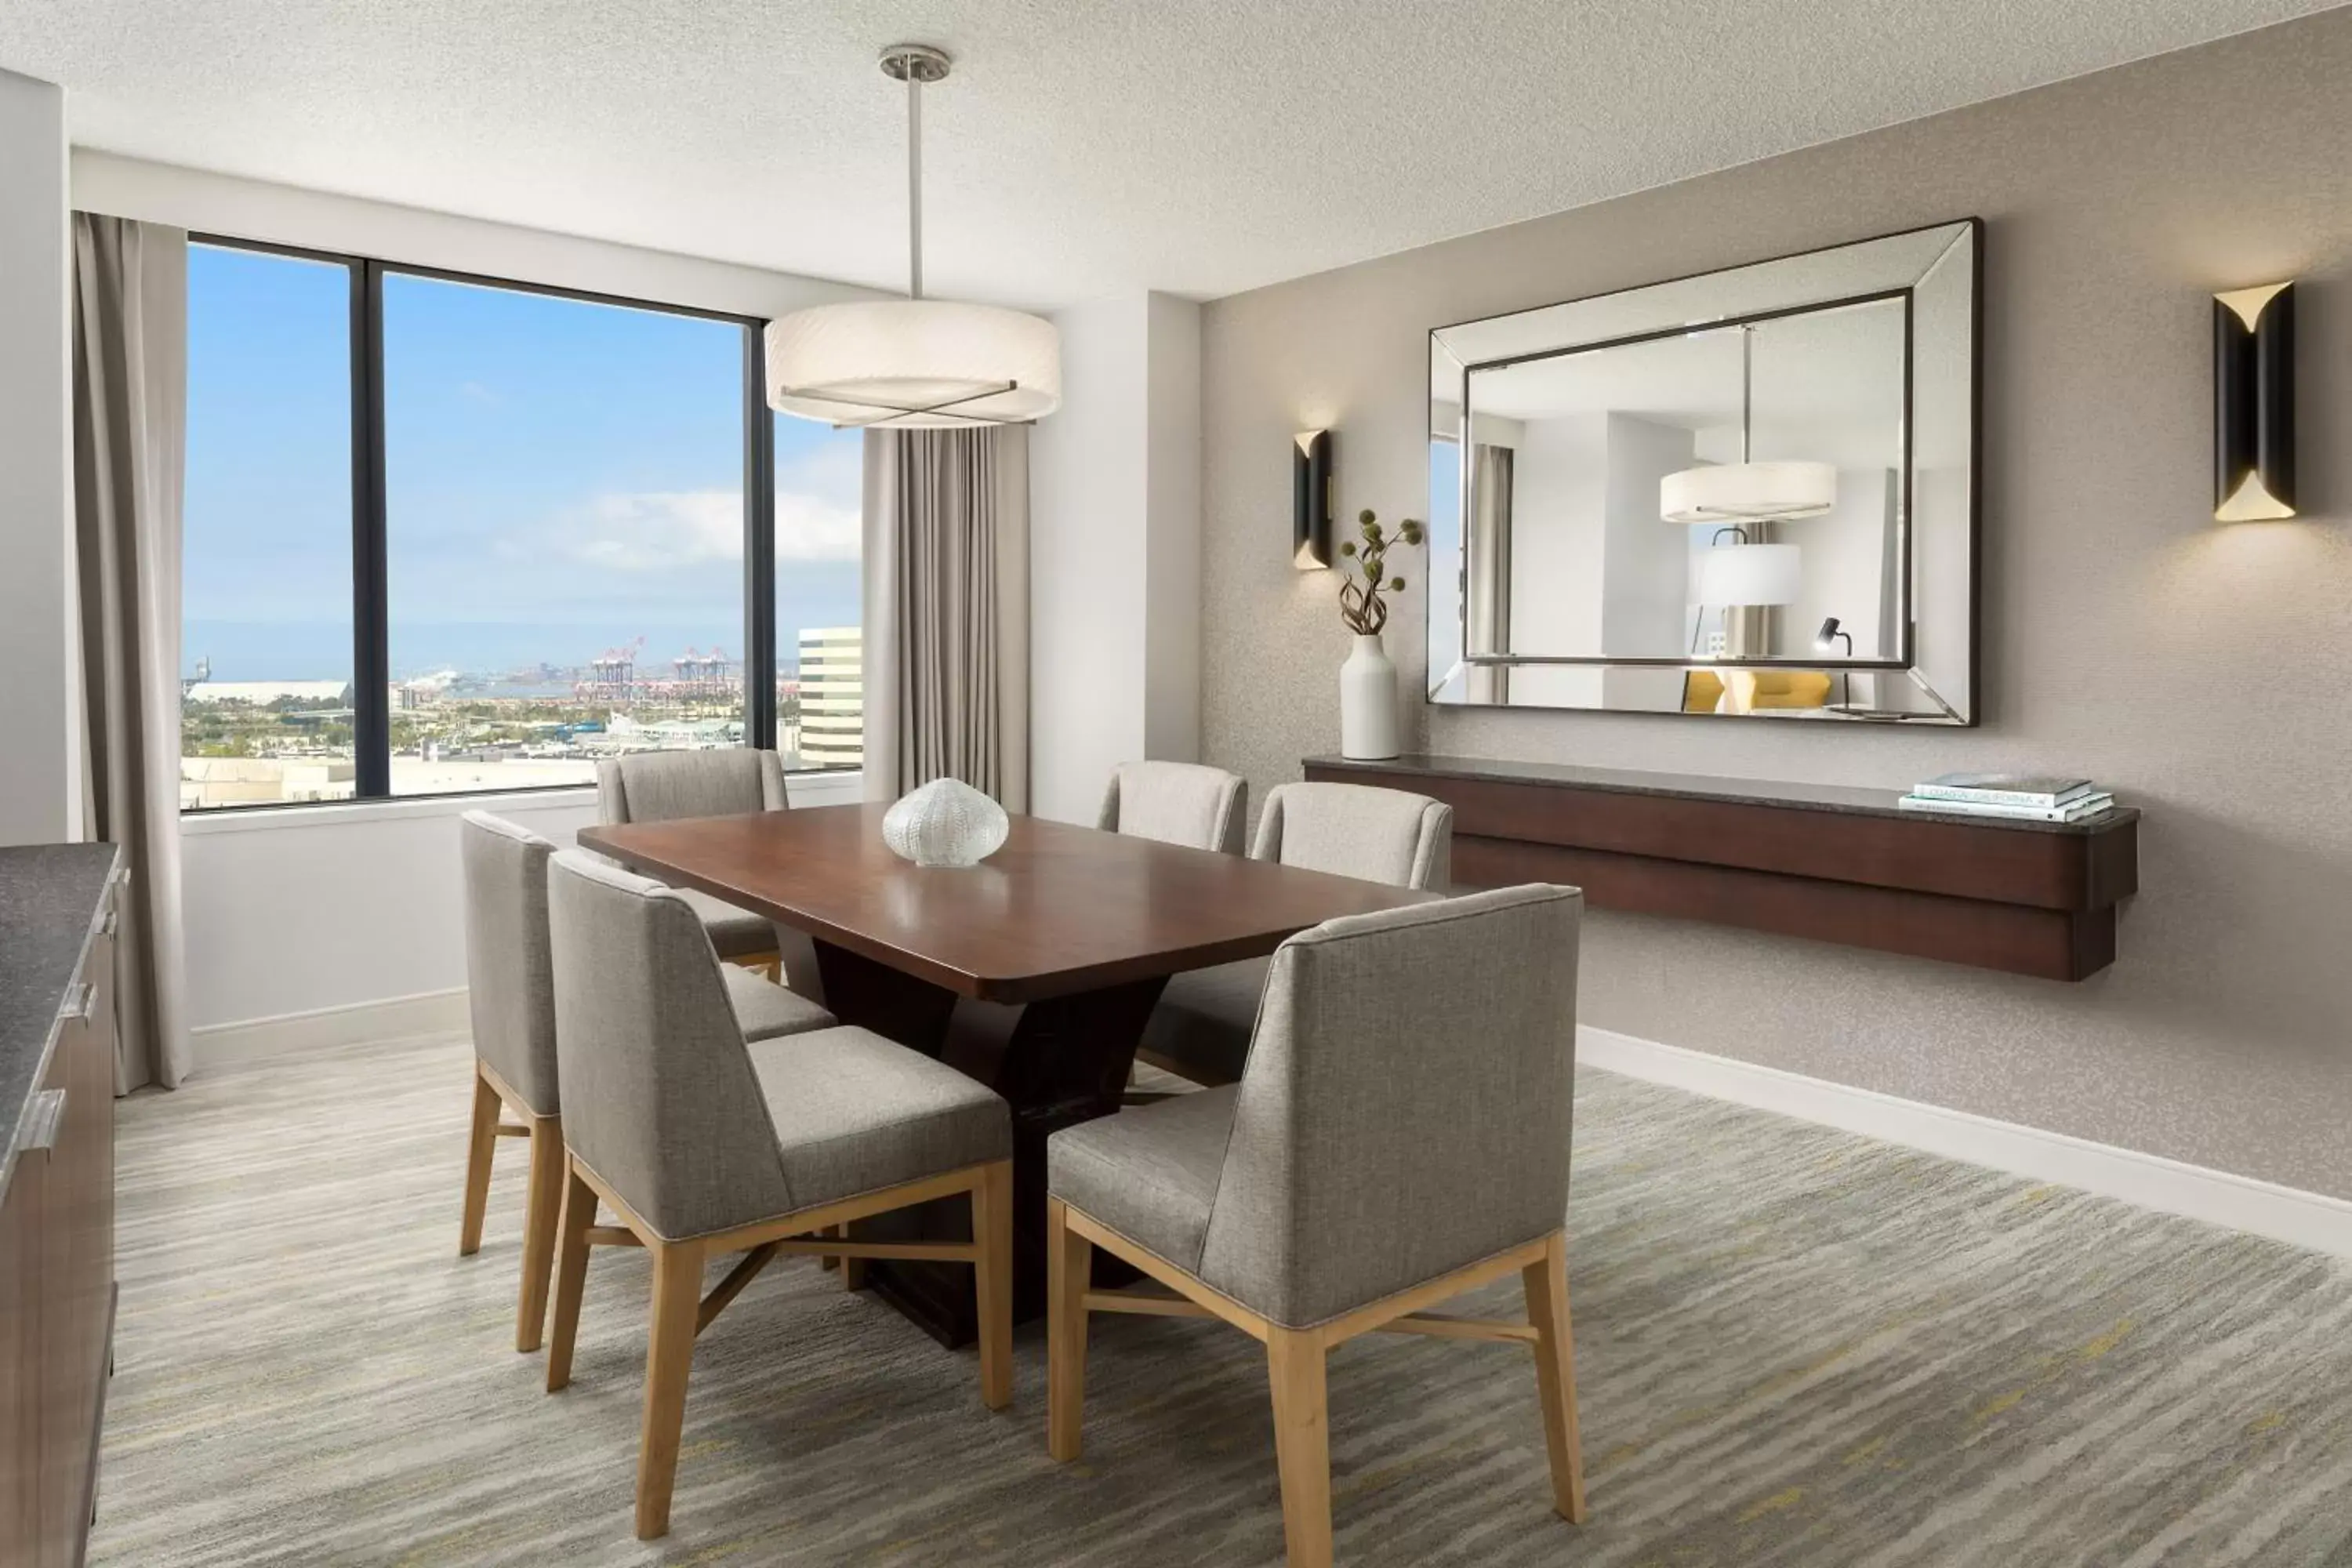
[1578,1025,2352,1258]
[192,988,470,1069]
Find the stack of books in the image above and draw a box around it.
[1898,772,2116,822]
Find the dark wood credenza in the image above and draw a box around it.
[1304,755,2137,981]
[1,844,122,1568]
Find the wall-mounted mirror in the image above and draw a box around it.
[1427,220,1979,724]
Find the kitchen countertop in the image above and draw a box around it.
[1304,754,2138,836]
[1,843,120,1201]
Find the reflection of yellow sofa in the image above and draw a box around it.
[1682,670,1834,714]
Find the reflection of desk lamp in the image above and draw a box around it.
[1816,616,1853,708]
[1690,527,1801,653]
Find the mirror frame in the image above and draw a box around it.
[1427,218,1982,726]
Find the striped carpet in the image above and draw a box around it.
[90,1033,2352,1566]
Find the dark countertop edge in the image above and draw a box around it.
[1,844,123,1208]
[1305,754,2139,837]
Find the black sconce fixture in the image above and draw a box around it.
[2214,281,2296,522]
[1293,429,1332,569]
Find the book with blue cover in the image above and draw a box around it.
[1912,772,2094,808]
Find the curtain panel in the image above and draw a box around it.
[861,426,1030,810]
[71,213,193,1091]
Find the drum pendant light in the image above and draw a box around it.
[765,45,1062,430]
[1661,325,1835,524]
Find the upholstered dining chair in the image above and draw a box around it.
[594,749,821,996]
[1138,781,1455,1087]
[1097,760,1249,855]
[1046,885,1586,1567]
[456,811,835,1356]
[540,849,1016,1540]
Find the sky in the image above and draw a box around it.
[182,242,862,684]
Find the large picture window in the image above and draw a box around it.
[180,238,862,809]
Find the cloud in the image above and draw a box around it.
[561,490,744,571]
[775,487,861,562]
[543,485,860,572]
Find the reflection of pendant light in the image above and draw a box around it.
[765,45,1062,430]
[1661,325,1835,524]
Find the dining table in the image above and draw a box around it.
[576,801,1436,1347]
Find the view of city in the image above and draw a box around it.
[178,629,862,809]
[181,241,864,809]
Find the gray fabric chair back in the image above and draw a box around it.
[546,849,793,1240]
[1251,781,1453,890]
[596,749,789,826]
[459,811,561,1116]
[1198,884,1581,1327]
[1097,760,1247,855]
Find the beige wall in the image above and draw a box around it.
[1200,12,2352,1196]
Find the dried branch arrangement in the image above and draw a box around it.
[1337,509,1425,637]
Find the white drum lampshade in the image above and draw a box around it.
[1661,460,1837,525]
[766,300,1062,430]
[1696,542,1802,607]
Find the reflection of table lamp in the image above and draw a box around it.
[1689,531,1801,684]
[1695,537,1801,608]
[1816,615,1853,709]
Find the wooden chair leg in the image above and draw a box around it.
[514,1117,565,1352]
[1046,1198,1091,1461]
[544,1161,597,1393]
[1523,1231,1588,1525]
[972,1162,1014,1411]
[1266,1327,1334,1568]
[458,1062,501,1256]
[635,1240,705,1540]
[840,1223,866,1291]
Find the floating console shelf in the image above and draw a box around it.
[1303,754,2137,981]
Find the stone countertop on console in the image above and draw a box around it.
[0,844,121,1202]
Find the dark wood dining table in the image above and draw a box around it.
[576,802,1435,1346]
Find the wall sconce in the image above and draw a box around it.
[1293,429,1332,569]
[2214,280,2296,521]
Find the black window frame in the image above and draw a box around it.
[184,233,782,810]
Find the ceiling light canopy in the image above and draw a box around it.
[765,45,1061,430]
[1661,325,1834,525]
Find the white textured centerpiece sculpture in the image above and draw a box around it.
[882,777,1010,867]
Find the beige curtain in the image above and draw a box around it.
[862,426,1030,809]
[1466,442,1513,704]
[72,213,192,1092]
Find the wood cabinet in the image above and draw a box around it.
[1305,755,2139,981]
[0,858,118,1568]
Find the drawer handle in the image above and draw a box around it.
[100,906,119,938]
[61,982,96,1023]
[20,1090,65,1155]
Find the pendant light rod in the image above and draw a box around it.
[881,44,952,303]
[1739,324,1753,465]
[907,65,921,299]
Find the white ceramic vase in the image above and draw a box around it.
[1339,633,1399,760]
[881,777,1010,867]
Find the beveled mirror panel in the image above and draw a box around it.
[1427,220,1979,724]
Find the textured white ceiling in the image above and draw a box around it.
[1,1,2337,308]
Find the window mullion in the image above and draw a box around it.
[351,259,391,797]
[745,325,778,751]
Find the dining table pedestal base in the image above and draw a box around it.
[815,940,1167,1348]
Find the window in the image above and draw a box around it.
[180,238,859,809]
[774,416,865,771]
[182,245,357,808]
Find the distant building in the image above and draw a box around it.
[797,626,862,771]
[183,679,354,707]
[180,756,356,809]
